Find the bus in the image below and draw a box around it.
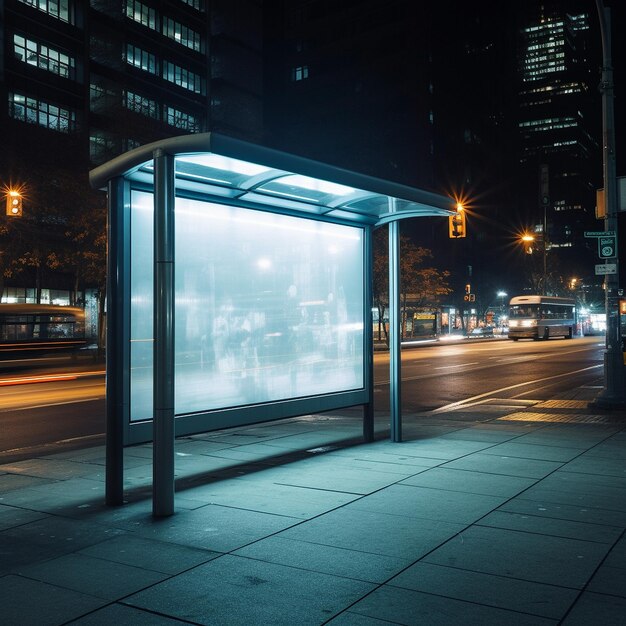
[508,295,576,341]
[0,304,86,352]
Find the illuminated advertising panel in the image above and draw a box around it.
[130,191,365,422]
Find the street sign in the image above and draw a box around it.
[596,263,617,275]
[598,235,617,259]
[585,230,615,237]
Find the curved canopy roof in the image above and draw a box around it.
[90,133,455,226]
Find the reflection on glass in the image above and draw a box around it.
[130,191,365,422]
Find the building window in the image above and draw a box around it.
[90,81,118,113]
[162,16,202,52]
[126,44,157,74]
[125,0,157,30]
[123,90,158,118]
[13,34,75,79]
[179,0,204,10]
[164,105,200,132]
[18,0,72,23]
[90,131,118,162]
[8,92,77,133]
[162,60,204,94]
[291,65,309,81]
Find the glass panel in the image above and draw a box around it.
[129,190,365,422]
[258,175,355,204]
[130,192,155,421]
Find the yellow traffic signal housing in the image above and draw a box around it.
[448,209,466,238]
[6,191,23,217]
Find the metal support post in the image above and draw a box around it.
[363,226,375,442]
[388,201,402,442]
[153,150,176,516]
[591,2,626,409]
[105,177,127,506]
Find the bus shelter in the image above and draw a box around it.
[90,133,455,515]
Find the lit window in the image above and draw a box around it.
[13,34,75,78]
[126,44,157,74]
[8,92,77,133]
[291,65,309,81]
[164,105,200,132]
[162,16,202,52]
[179,0,204,10]
[125,0,157,30]
[18,0,72,23]
[123,90,158,119]
[162,60,204,94]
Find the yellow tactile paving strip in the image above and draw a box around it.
[498,411,620,424]
[534,400,590,409]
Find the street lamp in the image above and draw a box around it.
[520,233,547,294]
[497,290,508,327]
[590,0,626,408]
[521,234,534,254]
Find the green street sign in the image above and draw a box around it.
[598,235,617,259]
[585,230,615,237]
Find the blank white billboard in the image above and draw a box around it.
[129,191,365,422]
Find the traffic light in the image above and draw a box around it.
[6,191,23,217]
[448,206,466,238]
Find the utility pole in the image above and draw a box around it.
[590,1,626,408]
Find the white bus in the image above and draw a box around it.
[508,295,576,341]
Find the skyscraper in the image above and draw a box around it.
[516,1,601,289]
[0,0,263,302]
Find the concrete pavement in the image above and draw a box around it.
[1,378,625,625]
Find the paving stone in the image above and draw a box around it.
[477,510,623,544]
[480,441,583,462]
[0,575,107,626]
[559,456,626,478]
[183,477,360,517]
[561,592,626,625]
[0,473,57,494]
[1,516,125,560]
[120,503,300,552]
[423,525,610,589]
[15,553,169,600]
[124,553,374,625]
[388,561,577,619]
[0,503,49,531]
[79,534,220,574]
[344,584,556,625]
[278,506,465,559]
[442,452,563,479]
[0,458,98,480]
[234,535,411,582]
[587,565,626,598]
[399,467,536,497]
[65,602,190,624]
[498,497,626,528]
[518,481,626,513]
[346,483,505,524]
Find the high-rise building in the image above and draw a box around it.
[1,0,263,167]
[0,0,263,302]
[516,1,601,288]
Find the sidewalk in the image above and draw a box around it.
[1,380,625,625]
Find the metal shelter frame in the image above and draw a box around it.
[90,133,455,516]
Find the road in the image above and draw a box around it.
[374,335,604,412]
[0,336,606,462]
